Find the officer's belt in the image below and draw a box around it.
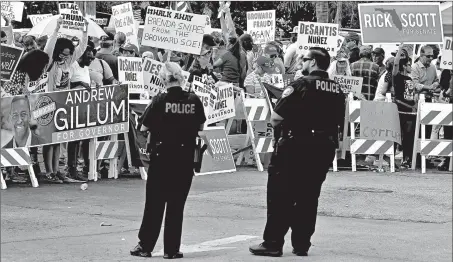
[152,140,194,147]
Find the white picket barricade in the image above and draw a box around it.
[1,148,39,189]
[411,94,453,173]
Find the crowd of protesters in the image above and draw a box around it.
[1,4,452,184]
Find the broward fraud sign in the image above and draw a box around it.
[358,2,444,44]
[0,84,129,148]
[141,6,207,55]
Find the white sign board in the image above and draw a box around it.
[142,57,166,98]
[112,3,139,48]
[1,2,24,22]
[118,56,144,95]
[58,3,86,36]
[296,21,339,57]
[440,37,452,70]
[28,14,53,27]
[142,6,207,55]
[246,10,275,45]
[332,75,363,98]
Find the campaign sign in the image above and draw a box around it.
[247,10,276,45]
[296,21,339,56]
[333,75,363,98]
[358,3,444,44]
[28,14,53,26]
[142,57,166,98]
[142,6,207,55]
[0,84,129,148]
[118,56,144,95]
[196,126,236,175]
[58,3,86,35]
[93,18,109,27]
[1,44,24,81]
[112,3,139,48]
[440,37,452,70]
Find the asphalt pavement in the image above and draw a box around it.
[1,168,452,262]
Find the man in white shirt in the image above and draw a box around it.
[70,45,96,89]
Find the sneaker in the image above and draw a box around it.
[163,251,183,259]
[437,160,450,171]
[56,171,85,183]
[40,173,63,184]
[130,244,152,257]
[400,160,412,169]
[249,242,283,257]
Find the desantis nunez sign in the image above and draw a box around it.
[358,2,444,44]
[1,84,129,148]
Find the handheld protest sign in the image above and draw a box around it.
[358,2,444,44]
[0,44,24,82]
[440,37,452,70]
[142,6,207,55]
[58,3,87,35]
[142,57,166,98]
[1,2,24,22]
[332,75,363,99]
[112,2,139,48]
[246,10,276,45]
[28,14,53,26]
[118,56,145,97]
[296,21,340,57]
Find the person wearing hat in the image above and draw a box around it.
[120,43,139,57]
[112,32,127,56]
[372,47,386,77]
[264,44,285,74]
[327,51,351,79]
[96,32,119,80]
[283,26,300,74]
[350,45,380,100]
[244,56,275,97]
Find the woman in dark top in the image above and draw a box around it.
[392,44,416,169]
[213,37,246,92]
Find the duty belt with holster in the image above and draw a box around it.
[279,128,338,147]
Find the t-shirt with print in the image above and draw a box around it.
[393,73,414,112]
[243,71,271,97]
[89,58,114,86]
[219,52,240,83]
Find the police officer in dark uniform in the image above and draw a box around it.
[131,62,206,259]
[249,47,346,257]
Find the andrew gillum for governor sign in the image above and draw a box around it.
[358,2,444,44]
[1,84,129,148]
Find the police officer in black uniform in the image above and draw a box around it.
[249,47,345,257]
[131,62,206,259]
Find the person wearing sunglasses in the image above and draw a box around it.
[410,45,439,102]
[263,44,285,74]
[120,43,140,57]
[249,47,345,257]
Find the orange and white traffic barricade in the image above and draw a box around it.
[346,93,396,172]
[1,148,39,189]
[411,94,453,173]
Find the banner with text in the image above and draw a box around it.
[58,3,86,36]
[333,75,363,98]
[142,6,207,55]
[112,3,139,48]
[0,84,129,148]
[197,126,236,175]
[440,37,452,70]
[1,2,24,22]
[297,21,339,56]
[360,101,401,145]
[28,14,53,26]
[246,10,275,45]
[1,44,24,82]
[358,3,444,44]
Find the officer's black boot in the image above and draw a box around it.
[163,251,183,259]
[249,242,283,257]
[292,249,308,256]
[130,243,152,257]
